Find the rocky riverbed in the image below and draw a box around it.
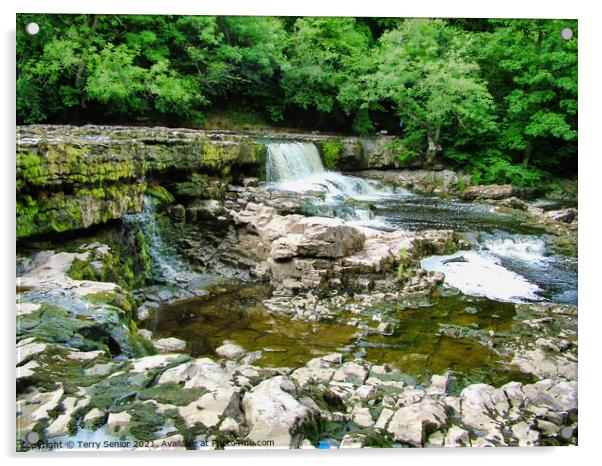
[16,126,577,450]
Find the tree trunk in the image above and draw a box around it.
[522,142,533,166]
[425,127,440,166]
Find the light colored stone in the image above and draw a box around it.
[159,358,234,391]
[215,342,246,360]
[387,399,447,447]
[47,396,90,437]
[179,388,239,428]
[153,337,186,353]
[17,302,41,316]
[340,434,365,448]
[17,341,47,365]
[375,407,394,430]
[462,184,513,200]
[460,384,509,445]
[353,385,375,400]
[106,412,132,434]
[426,431,444,447]
[427,374,449,396]
[242,376,312,448]
[219,417,240,435]
[17,360,39,380]
[352,406,373,429]
[130,354,183,373]
[332,361,368,385]
[84,363,114,376]
[512,421,540,446]
[67,350,105,361]
[83,408,105,427]
[17,388,64,435]
[444,426,470,447]
[137,329,153,340]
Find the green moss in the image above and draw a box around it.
[146,185,175,205]
[137,383,207,406]
[550,234,578,257]
[17,142,144,189]
[396,248,415,281]
[17,183,145,239]
[319,140,345,169]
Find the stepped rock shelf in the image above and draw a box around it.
[16,125,577,450]
[16,125,397,239]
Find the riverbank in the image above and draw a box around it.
[16,126,578,450]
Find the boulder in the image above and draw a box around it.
[242,376,314,448]
[546,208,577,223]
[106,412,132,434]
[215,342,246,360]
[153,337,186,353]
[387,399,447,447]
[179,388,239,428]
[294,217,365,258]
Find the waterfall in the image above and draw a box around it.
[124,196,197,285]
[266,142,325,182]
[265,142,393,200]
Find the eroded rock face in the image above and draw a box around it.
[223,202,460,295]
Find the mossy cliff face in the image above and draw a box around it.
[16,125,268,240]
[16,125,402,240]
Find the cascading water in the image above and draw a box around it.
[264,141,577,304]
[266,142,325,182]
[421,232,577,304]
[266,142,395,200]
[124,196,201,286]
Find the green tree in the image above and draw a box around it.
[281,17,372,124]
[350,19,496,166]
[475,19,578,170]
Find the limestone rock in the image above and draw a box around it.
[179,388,239,428]
[153,337,186,353]
[106,412,132,434]
[332,361,368,385]
[387,399,447,447]
[17,388,64,436]
[83,408,105,428]
[47,396,90,437]
[242,376,313,448]
[444,426,470,447]
[462,184,514,200]
[215,342,246,360]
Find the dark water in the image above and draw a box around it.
[148,285,535,391]
[371,194,543,234]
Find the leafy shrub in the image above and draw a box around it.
[320,140,345,169]
[471,156,544,187]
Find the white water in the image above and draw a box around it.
[480,234,547,264]
[266,142,401,202]
[264,141,575,304]
[421,250,542,303]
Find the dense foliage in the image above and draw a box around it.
[17,15,577,184]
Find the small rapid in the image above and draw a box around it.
[263,141,577,305]
[421,232,577,304]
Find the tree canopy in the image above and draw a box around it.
[17,14,578,185]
